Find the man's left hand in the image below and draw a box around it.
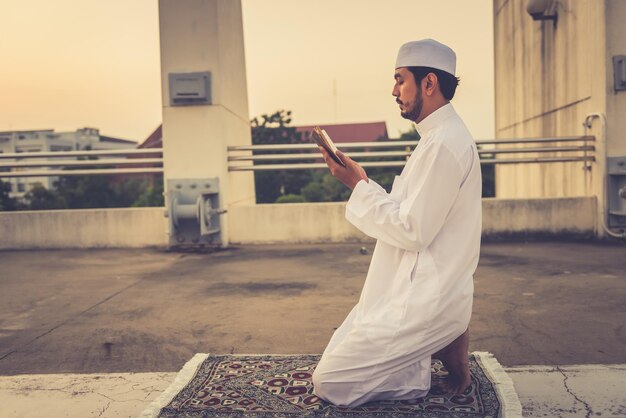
[318,148,368,190]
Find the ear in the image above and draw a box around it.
[424,73,438,96]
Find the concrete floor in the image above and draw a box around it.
[0,240,625,416]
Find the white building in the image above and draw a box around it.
[0,127,136,199]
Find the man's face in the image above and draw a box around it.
[392,67,423,122]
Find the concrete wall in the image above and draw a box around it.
[481,196,596,237]
[228,203,365,244]
[0,208,168,249]
[229,198,597,243]
[0,198,596,249]
[493,0,605,200]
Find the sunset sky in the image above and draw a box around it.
[0,0,494,142]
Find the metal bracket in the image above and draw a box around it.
[165,178,225,247]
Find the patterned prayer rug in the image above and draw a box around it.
[140,352,522,418]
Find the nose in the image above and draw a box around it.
[392,84,399,97]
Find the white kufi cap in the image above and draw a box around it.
[395,39,456,76]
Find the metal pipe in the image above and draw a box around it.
[0,167,163,178]
[480,145,594,154]
[226,136,594,151]
[228,151,412,161]
[0,158,163,168]
[228,156,595,171]
[0,148,163,159]
[227,145,595,162]
[479,136,594,145]
[584,112,625,239]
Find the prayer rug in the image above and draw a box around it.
[140,352,522,418]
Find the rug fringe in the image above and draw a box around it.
[138,353,209,418]
[473,351,523,418]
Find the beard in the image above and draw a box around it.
[398,89,423,122]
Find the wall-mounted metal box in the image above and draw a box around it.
[168,72,212,106]
[607,156,626,228]
[613,56,626,92]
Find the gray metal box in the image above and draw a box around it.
[607,156,626,228]
[612,56,626,91]
[169,72,212,106]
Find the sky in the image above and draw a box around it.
[0,0,494,142]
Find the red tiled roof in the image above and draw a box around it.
[296,121,388,143]
[138,125,163,149]
[137,121,388,149]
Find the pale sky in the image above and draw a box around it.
[0,0,494,142]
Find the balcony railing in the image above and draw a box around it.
[227,136,595,171]
[0,148,163,178]
[0,136,595,178]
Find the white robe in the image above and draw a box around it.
[312,103,482,407]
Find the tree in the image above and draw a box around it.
[0,180,19,211]
[362,125,420,192]
[132,177,164,207]
[275,193,306,204]
[251,110,314,203]
[23,184,67,210]
[397,125,420,141]
[301,171,351,202]
[53,175,118,209]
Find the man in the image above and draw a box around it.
[312,39,482,407]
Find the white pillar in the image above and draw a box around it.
[159,0,255,246]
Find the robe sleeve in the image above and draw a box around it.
[345,142,463,252]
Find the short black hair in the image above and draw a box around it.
[407,66,460,100]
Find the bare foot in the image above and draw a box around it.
[432,328,472,395]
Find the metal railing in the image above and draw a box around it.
[0,148,163,178]
[227,136,595,171]
[0,136,595,177]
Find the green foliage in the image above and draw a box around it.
[301,171,351,202]
[132,177,164,207]
[0,180,20,211]
[23,184,67,210]
[275,193,306,204]
[397,125,420,141]
[51,175,164,209]
[53,175,119,209]
[251,110,314,203]
[11,176,164,211]
[479,148,496,197]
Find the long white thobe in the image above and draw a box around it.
[313,103,482,407]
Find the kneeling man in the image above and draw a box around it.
[313,39,482,407]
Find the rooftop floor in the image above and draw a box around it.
[0,240,625,416]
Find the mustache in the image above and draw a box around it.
[396,99,403,105]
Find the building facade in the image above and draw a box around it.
[493,0,626,235]
[0,127,136,198]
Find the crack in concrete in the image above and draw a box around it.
[95,401,110,417]
[556,366,593,418]
[0,280,144,363]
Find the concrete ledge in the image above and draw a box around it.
[482,196,597,238]
[229,196,597,244]
[228,202,366,244]
[0,197,597,248]
[0,207,168,249]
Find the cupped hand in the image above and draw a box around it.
[318,147,368,190]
